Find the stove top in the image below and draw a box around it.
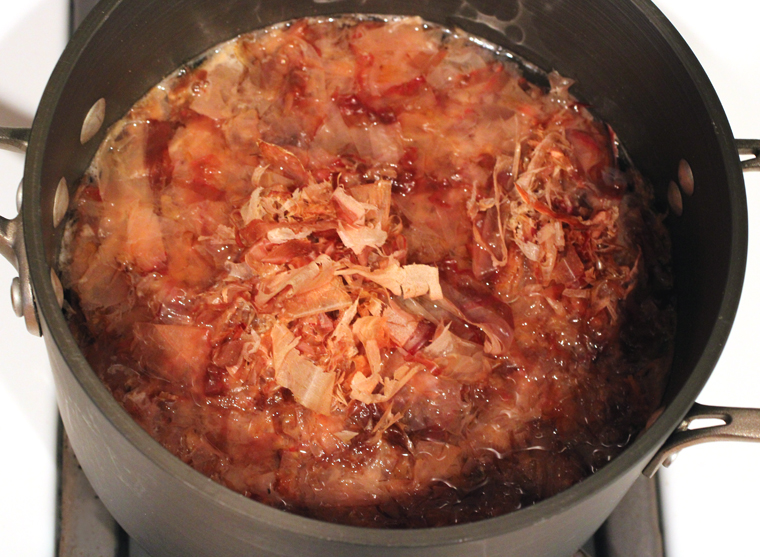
[1,1,759,555]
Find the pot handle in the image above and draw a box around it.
[0,126,30,153]
[737,138,760,170]
[0,126,41,336]
[644,138,760,477]
[643,403,760,477]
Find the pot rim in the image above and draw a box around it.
[21,0,748,547]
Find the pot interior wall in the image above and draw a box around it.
[26,0,744,553]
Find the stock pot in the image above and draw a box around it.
[2,1,760,555]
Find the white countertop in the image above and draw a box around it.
[0,1,758,555]
[0,2,67,556]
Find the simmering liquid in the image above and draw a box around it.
[60,16,675,527]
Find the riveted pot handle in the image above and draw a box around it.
[736,138,760,170]
[0,127,29,266]
[643,143,760,477]
[643,403,760,477]
[0,126,41,336]
[0,127,30,153]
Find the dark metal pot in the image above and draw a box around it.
[2,0,759,555]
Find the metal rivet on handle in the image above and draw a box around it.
[16,179,22,213]
[53,177,69,228]
[50,268,64,308]
[678,159,694,196]
[10,277,23,317]
[80,98,106,145]
[667,180,683,216]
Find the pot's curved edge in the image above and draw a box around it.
[633,0,749,438]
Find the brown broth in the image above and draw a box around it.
[60,15,675,527]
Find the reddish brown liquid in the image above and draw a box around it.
[61,16,675,527]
